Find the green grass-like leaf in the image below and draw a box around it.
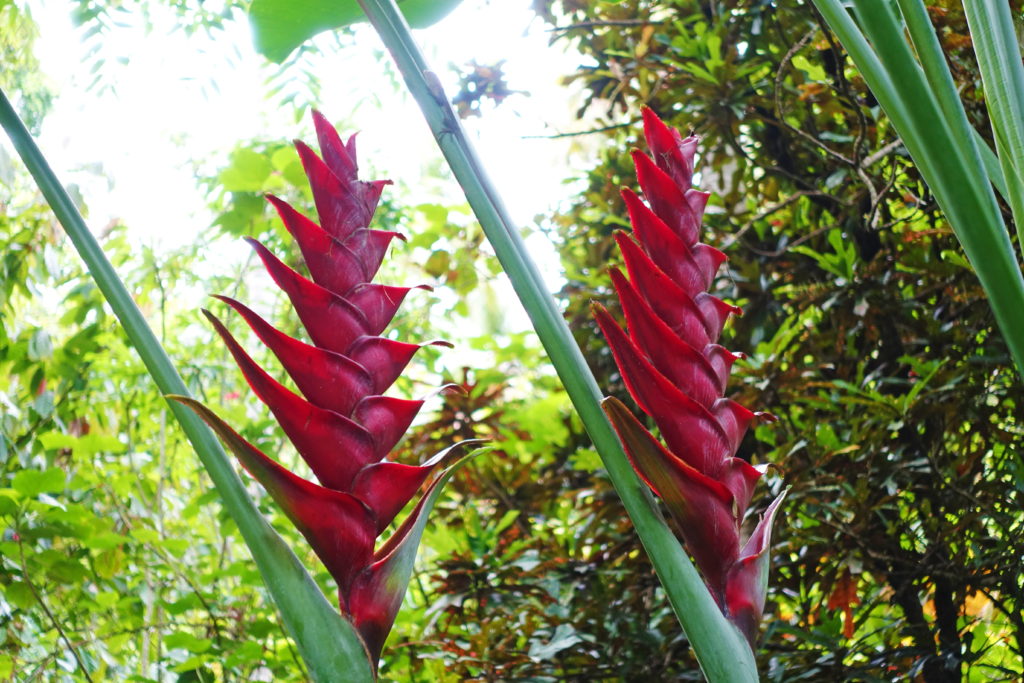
[811,0,1024,380]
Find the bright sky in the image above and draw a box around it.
[27,0,595,300]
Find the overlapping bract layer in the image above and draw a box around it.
[594,108,783,645]
[177,111,467,665]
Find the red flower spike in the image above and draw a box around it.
[595,108,784,645]
[172,112,479,671]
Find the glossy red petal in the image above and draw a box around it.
[609,268,721,407]
[725,492,786,645]
[350,461,435,533]
[719,457,764,518]
[593,304,732,475]
[246,238,370,355]
[691,242,726,289]
[171,397,376,598]
[632,149,700,246]
[341,228,404,285]
[295,139,389,240]
[641,107,695,187]
[710,399,757,454]
[212,296,373,417]
[621,189,708,297]
[311,109,358,182]
[703,344,742,392]
[603,397,739,599]
[203,310,377,491]
[347,336,431,395]
[685,189,711,227]
[345,283,422,337]
[696,293,742,343]
[353,396,423,459]
[615,233,714,347]
[266,194,367,295]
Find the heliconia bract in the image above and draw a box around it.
[594,108,784,645]
[173,110,475,668]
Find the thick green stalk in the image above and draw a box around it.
[353,2,757,680]
[0,89,374,683]
[810,0,1024,380]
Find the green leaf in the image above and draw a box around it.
[12,467,65,497]
[423,249,450,277]
[811,0,1024,379]
[165,631,214,654]
[27,328,52,360]
[0,491,19,516]
[249,0,466,63]
[528,623,583,660]
[94,590,120,609]
[963,0,1024,252]
[3,582,35,610]
[0,655,13,678]
[82,531,129,550]
[94,547,124,579]
[38,430,125,455]
[219,149,273,193]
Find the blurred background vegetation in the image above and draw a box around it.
[1,0,1022,681]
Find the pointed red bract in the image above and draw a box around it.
[174,112,474,669]
[595,108,783,645]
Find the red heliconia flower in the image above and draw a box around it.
[174,111,475,666]
[594,108,784,645]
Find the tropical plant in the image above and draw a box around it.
[3,0,1024,681]
[594,108,784,646]
[172,110,479,672]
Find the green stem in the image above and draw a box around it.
[354,2,756,681]
[0,89,373,683]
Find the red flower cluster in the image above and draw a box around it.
[177,111,468,664]
[595,109,783,644]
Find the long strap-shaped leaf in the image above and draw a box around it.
[809,0,1024,380]
[352,1,757,680]
[0,90,374,683]
[961,0,1024,253]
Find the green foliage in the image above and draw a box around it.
[248,0,466,63]
[0,190,318,679]
[0,1,52,134]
